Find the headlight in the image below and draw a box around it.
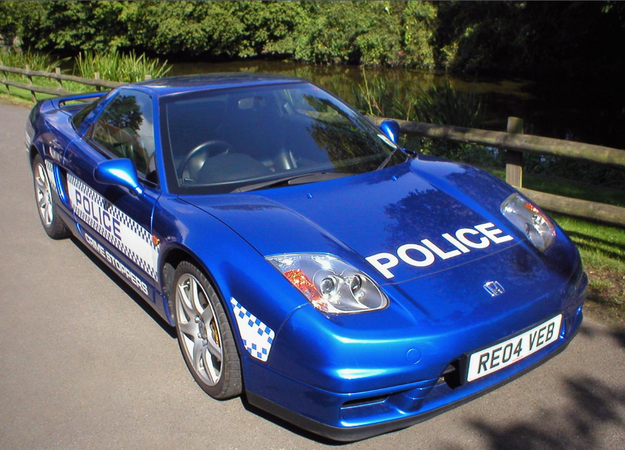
[501,193,556,252]
[266,253,389,314]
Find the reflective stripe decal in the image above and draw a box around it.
[68,173,159,281]
[44,159,57,191]
[84,232,150,296]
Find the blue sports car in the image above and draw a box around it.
[26,74,586,441]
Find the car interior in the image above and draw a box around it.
[165,88,330,187]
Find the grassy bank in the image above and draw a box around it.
[0,49,170,102]
[555,215,625,329]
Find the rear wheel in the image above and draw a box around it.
[173,261,242,399]
[32,154,69,239]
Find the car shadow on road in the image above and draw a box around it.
[611,329,625,349]
[579,320,625,351]
[70,235,176,339]
[240,395,350,446]
[444,323,625,450]
[452,374,625,450]
[242,323,625,447]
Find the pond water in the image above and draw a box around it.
[171,59,624,151]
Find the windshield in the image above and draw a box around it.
[160,82,404,194]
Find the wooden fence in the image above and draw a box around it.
[370,116,625,227]
[0,64,125,102]
[1,64,623,227]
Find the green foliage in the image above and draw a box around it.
[3,1,129,53]
[434,1,625,76]
[74,50,171,82]
[3,1,623,76]
[407,81,495,165]
[1,1,437,69]
[353,73,496,165]
[121,1,244,56]
[0,48,65,96]
[0,48,169,101]
[524,155,625,191]
[290,1,435,68]
[0,48,60,72]
[352,70,412,119]
[408,81,484,127]
[230,1,306,57]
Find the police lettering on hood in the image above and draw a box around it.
[366,222,514,279]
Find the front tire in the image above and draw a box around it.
[173,261,242,399]
[32,154,70,239]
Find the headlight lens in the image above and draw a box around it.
[266,253,389,314]
[501,193,556,252]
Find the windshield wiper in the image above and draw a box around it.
[377,148,400,170]
[377,147,417,170]
[232,172,350,193]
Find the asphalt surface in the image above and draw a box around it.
[1,100,624,450]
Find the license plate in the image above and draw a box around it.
[466,314,562,382]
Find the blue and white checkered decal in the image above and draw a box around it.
[230,298,275,362]
[68,173,159,281]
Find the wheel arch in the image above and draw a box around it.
[29,142,43,166]
[159,245,230,328]
[160,244,246,395]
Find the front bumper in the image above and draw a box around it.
[246,303,584,441]
[242,264,587,441]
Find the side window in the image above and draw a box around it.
[92,90,156,180]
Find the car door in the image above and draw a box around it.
[62,88,161,301]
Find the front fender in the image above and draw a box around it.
[153,195,308,357]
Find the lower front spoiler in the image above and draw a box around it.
[246,319,582,442]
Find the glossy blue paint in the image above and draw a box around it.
[27,73,586,441]
[380,119,401,144]
[93,158,144,195]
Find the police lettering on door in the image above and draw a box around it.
[68,173,160,282]
[74,189,122,240]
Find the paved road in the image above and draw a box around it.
[1,100,624,450]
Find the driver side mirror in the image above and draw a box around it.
[379,120,401,145]
[94,158,144,196]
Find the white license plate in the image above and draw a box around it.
[466,314,562,382]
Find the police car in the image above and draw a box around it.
[26,74,587,441]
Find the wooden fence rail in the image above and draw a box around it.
[369,116,625,227]
[369,117,625,170]
[0,64,125,101]
[0,64,622,227]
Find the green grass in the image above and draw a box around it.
[489,169,625,208]
[1,49,171,103]
[0,49,61,72]
[554,214,625,329]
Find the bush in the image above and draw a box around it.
[74,50,171,83]
[353,73,498,166]
[0,48,59,72]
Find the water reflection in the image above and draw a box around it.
[171,59,625,151]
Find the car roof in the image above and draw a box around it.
[128,73,307,98]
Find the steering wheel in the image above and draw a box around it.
[178,140,235,181]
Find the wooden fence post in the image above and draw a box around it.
[144,74,152,80]
[94,72,101,91]
[55,67,63,91]
[506,117,524,187]
[25,64,37,103]
[0,61,10,95]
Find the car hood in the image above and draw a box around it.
[182,157,526,285]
